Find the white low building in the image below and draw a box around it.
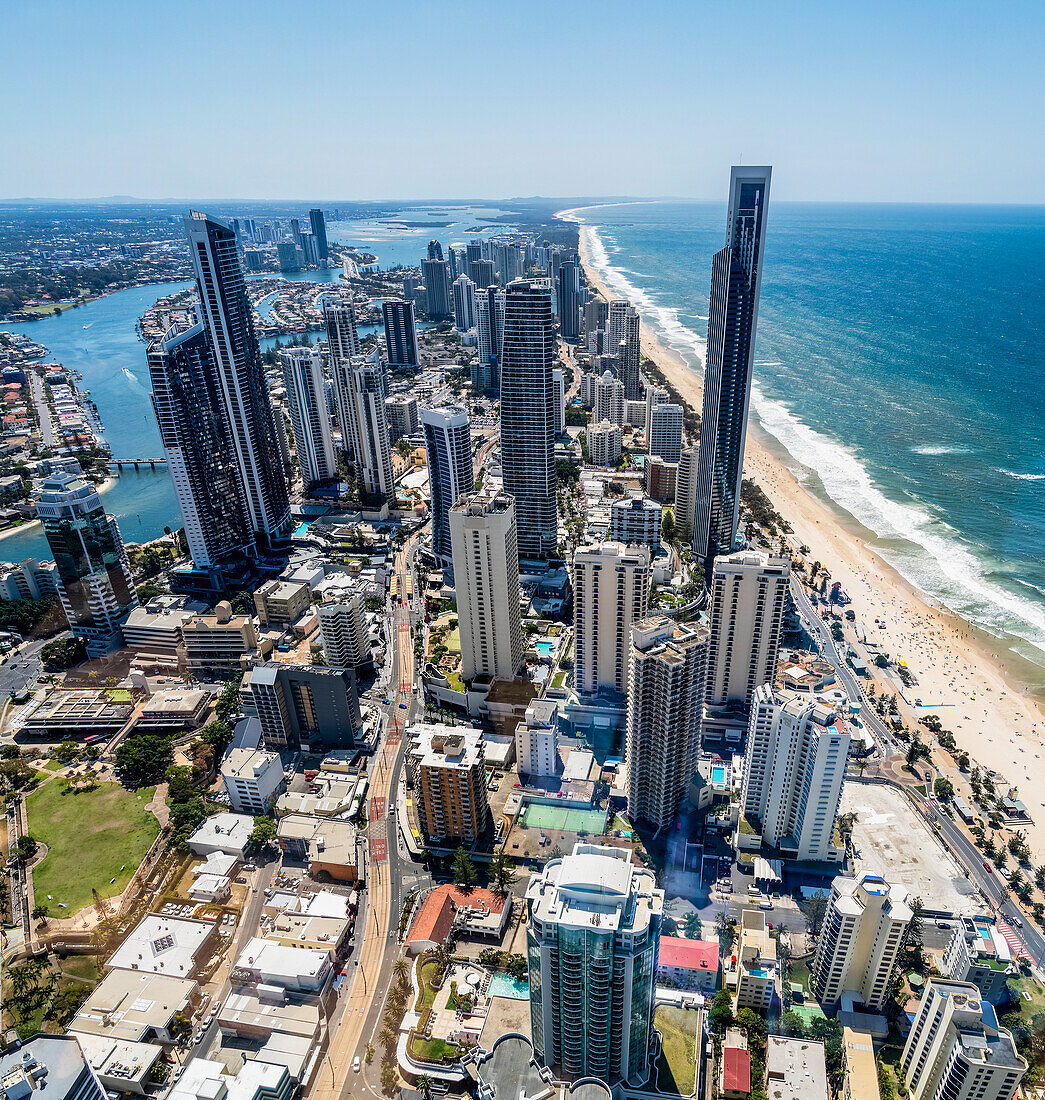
[221,746,285,815]
[187,812,255,858]
[105,915,217,979]
[233,936,333,993]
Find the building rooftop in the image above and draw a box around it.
[658,936,720,973]
[187,812,255,853]
[841,1027,879,1100]
[106,914,214,978]
[0,1036,102,1100]
[167,1057,292,1100]
[141,689,208,715]
[722,1046,751,1094]
[222,746,281,782]
[410,722,485,771]
[276,814,358,868]
[235,936,332,985]
[765,1036,828,1100]
[70,970,197,1042]
[406,884,507,948]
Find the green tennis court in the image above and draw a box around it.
[519,801,607,833]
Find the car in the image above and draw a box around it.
[383,699,392,705]
[352,1057,361,1074]
[758,900,773,911]
[984,861,992,871]
[1011,915,1024,928]
[399,702,407,709]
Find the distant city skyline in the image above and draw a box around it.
[5,0,1043,203]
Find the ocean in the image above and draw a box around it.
[564,200,1045,676]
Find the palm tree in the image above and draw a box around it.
[416,1074,434,1100]
[392,957,410,984]
[379,1024,396,1049]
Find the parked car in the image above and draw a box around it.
[352,1057,361,1073]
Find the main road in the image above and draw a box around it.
[313,528,424,1100]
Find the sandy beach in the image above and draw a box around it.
[574,219,1045,861]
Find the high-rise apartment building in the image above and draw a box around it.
[280,347,336,484]
[648,402,683,463]
[573,542,650,698]
[552,368,565,434]
[34,465,139,655]
[346,359,395,504]
[811,872,913,1012]
[242,663,362,751]
[470,257,495,289]
[421,405,473,563]
[452,274,477,332]
[465,241,484,281]
[308,208,328,261]
[316,582,373,669]
[587,421,622,466]
[740,686,850,861]
[382,299,419,367]
[607,301,641,399]
[674,445,699,541]
[384,394,419,443]
[526,843,663,1086]
[901,980,1026,1100]
[583,297,609,344]
[474,286,505,393]
[706,551,790,708]
[644,385,668,440]
[410,724,490,844]
[148,321,252,570]
[609,495,662,550]
[449,490,523,683]
[594,370,625,427]
[627,616,709,828]
[184,212,291,548]
[499,281,558,560]
[515,698,561,778]
[323,296,361,462]
[426,239,443,261]
[556,259,581,341]
[421,258,452,320]
[692,167,772,561]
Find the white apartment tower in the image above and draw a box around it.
[516,698,560,778]
[648,402,683,463]
[675,445,699,540]
[573,542,651,698]
[706,551,790,709]
[594,370,625,426]
[609,496,662,550]
[346,357,395,504]
[811,872,913,1012]
[280,347,337,484]
[741,686,851,861]
[587,421,622,466]
[644,385,668,440]
[317,590,372,669]
[902,980,1026,1100]
[627,616,709,828]
[452,273,477,332]
[449,490,524,683]
[607,300,641,399]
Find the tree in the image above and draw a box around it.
[684,911,702,939]
[416,1074,434,1100]
[709,988,734,1034]
[248,817,278,852]
[737,1007,767,1046]
[41,636,87,669]
[661,508,676,545]
[934,777,955,802]
[15,834,38,861]
[780,1009,806,1038]
[801,890,829,937]
[31,903,49,922]
[115,735,173,786]
[490,850,517,893]
[452,846,477,888]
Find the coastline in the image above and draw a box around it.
[0,476,117,554]
[570,213,1045,860]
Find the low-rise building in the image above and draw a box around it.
[263,910,352,955]
[222,745,285,815]
[842,1026,881,1100]
[69,1034,163,1096]
[0,557,59,601]
[405,884,512,954]
[105,915,217,979]
[233,936,333,993]
[69,970,197,1044]
[765,1037,829,1100]
[133,688,209,733]
[0,1036,107,1100]
[167,1057,295,1100]
[656,936,720,993]
[720,1030,751,1099]
[21,688,133,739]
[727,909,778,1010]
[276,814,361,882]
[187,812,255,858]
[119,605,195,665]
[182,604,260,674]
[254,579,311,629]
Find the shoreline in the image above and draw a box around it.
[569,212,1045,860]
[0,475,118,554]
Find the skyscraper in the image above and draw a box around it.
[451,273,477,332]
[644,385,668,440]
[475,286,505,392]
[811,873,912,1012]
[594,370,625,426]
[901,980,1026,1100]
[323,295,362,464]
[449,490,523,682]
[499,281,558,560]
[573,542,650,698]
[555,259,581,341]
[185,212,291,548]
[648,402,683,463]
[426,239,443,261]
[382,299,419,367]
[470,257,495,289]
[740,686,850,861]
[346,358,395,504]
[34,465,139,655]
[465,240,484,280]
[552,368,565,434]
[626,616,709,828]
[692,166,772,561]
[706,551,790,709]
[308,208,328,262]
[421,405,473,563]
[280,347,337,484]
[148,321,252,571]
[526,843,663,1086]
[607,301,641,399]
[421,258,452,321]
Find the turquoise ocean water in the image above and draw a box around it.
[564,201,1045,674]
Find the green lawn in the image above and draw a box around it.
[26,779,159,914]
[789,956,813,993]
[417,960,442,1011]
[655,1005,698,1095]
[408,1034,460,1064]
[1008,974,1045,1015]
[447,671,465,692]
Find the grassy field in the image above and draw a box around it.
[655,1005,698,1095]
[26,779,159,914]
[1008,974,1045,1015]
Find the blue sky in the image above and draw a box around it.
[6,0,1043,203]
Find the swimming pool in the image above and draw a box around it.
[488,973,530,999]
[534,640,555,658]
[711,765,727,784]
[292,520,313,539]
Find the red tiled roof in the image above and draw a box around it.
[658,936,720,972]
[722,1047,751,1094]
[407,884,507,947]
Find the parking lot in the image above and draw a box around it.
[840,782,981,915]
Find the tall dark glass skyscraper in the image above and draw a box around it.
[555,259,581,341]
[692,166,771,561]
[421,258,452,321]
[499,280,558,560]
[382,299,419,367]
[308,208,328,262]
[148,321,252,569]
[185,212,291,549]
